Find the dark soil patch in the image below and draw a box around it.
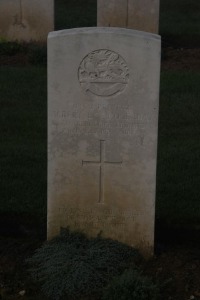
[144,245,200,300]
[0,53,29,66]
[0,236,46,300]
[162,48,200,71]
[161,35,200,50]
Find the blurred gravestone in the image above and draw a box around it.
[97,0,159,33]
[0,0,54,42]
[48,27,161,257]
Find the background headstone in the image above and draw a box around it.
[0,0,54,42]
[97,0,160,33]
[48,28,161,257]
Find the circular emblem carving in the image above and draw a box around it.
[78,49,129,97]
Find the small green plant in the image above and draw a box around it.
[102,269,160,300]
[0,36,7,43]
[27,228,140,300]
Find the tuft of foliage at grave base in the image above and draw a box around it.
[0,40,26,55]
[102,269,160,300]
[0,39,47,65]
[27,228,140,300]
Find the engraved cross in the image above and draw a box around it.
[82,140,122,204]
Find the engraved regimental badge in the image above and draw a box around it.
[78,49,129,97]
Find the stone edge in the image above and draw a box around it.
[48,27,161,41]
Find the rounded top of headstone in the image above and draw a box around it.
[48,27,161,42]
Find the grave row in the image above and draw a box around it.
[0,0,159,42]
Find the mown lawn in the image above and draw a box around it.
[0,66,47,217]
[55,0,96,30]
[160,0,200,46]
[157,71,200,228]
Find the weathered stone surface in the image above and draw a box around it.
[48,27,161,256]
[97,0,160,33]
[0,0,54,42]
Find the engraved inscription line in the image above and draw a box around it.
[82,140,122,204]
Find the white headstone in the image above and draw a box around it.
[97,0,160,34]
[48,28,161,257]
[0,0,54,42]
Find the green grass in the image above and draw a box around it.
[160,0,200,46]
[0,66,47,216]
[55,0,96,30]
[157,71,200,227]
